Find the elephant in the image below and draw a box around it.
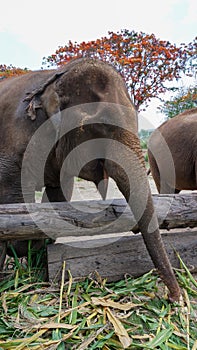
[0,57,180,301]
[148,108,197,194]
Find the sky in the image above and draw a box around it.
[0,0,196,127]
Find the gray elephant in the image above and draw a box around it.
[0,58,180,301]
[148,108,197,193]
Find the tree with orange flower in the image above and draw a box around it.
[43,30,196,111]
[0,64,29,80]
[159,86,197,119]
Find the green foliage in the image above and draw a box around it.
[159,86,197,119]
[139,129,154,166]
[4,240,48,285]
[140,139,148,149]
[139,129,154,143]
[0,251,196,349]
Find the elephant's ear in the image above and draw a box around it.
[40,85,60,117]
[40,85,62,141]
[26,84,61,120]
[26,95,42,120]
[24,70,65,120]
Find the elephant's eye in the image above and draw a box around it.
[60,96,70,109]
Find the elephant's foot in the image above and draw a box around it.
[42,184,73,202]
[168,290,182,303]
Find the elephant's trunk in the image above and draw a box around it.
[104,131,180,302]
[137,193,180,302]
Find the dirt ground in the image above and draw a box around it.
[71,174,195,202]
[71,176,158,201]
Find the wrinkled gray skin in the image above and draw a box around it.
[0,58,180,301]
[148,108,197,194]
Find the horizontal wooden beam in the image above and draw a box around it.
[47,229,197,282]
[0,193,196,241]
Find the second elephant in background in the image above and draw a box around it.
[148,108,197,194]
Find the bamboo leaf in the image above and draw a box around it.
[106,307,132,348]
[76,325,107,350]
[146,328,173,348]
[33,322,76,330]
[91,296,142,310]
[15,329,47,349]
[192,340,197,350]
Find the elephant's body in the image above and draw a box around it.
[0,58,180,301]
[0,70,56,202]
[0,59,135,203]
[0,67,90,201]
[148,108,197,193]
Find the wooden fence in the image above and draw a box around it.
[0,193,196,282]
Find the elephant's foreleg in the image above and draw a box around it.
[0,164,39,257]
[147,150,161,193]
[42,177,74,202]
[0,181,25,204]
[148,146,180,194]
[42,186,66,202]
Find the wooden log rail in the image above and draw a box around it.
[48,230,197,282]
[0,193,196,281]
[0,193,196,241]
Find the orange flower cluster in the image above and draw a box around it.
[0,65,29,79]
[43,30,196,110]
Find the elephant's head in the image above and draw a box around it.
[25,58,180,301]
